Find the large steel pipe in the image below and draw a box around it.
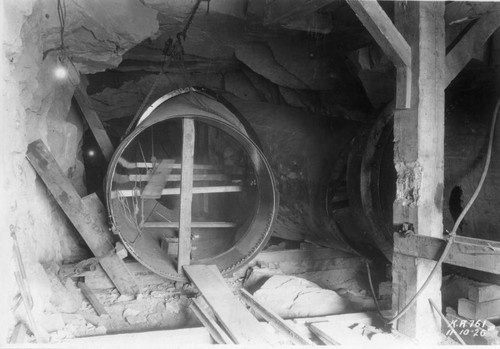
[105,88,278,280]
[105,88,360,280]
[338,96,500,262]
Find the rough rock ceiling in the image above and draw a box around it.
[44,0,496,117]
[40,0,159,73]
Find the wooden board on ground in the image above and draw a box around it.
[239,288,313,345]
[183,265,276,344]
[189,298,234,344]
[141,159,175,199]
[26,140,138,295]
[77,282,108,316]
[309,320,371,346]
[60,260,168,290]
[458,298,500,320]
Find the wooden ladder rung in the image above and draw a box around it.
[117,158,244,173]
[143,222,237,229]
[111,186,243,198]
[128,174,234,182]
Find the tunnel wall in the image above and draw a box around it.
[1,0,159,341]
[443,91,500,241]
[2,0,87,339]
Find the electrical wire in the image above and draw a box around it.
[122,0,203,139]
[57,0,67,51]
[366,97,500,327]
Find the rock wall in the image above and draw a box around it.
[1,0,159,342]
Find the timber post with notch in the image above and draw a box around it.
[346,1,500,343]
[26,139,138,295]
[391,1,446,342]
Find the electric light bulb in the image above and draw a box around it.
[88,150,95,157]
[54,64,68,80]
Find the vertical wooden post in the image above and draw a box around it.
[392,1,445,343]
[178,118,195,273]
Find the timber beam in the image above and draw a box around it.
[346,0,411,109]
[394,233,500,275]
[73,80,114,162]
[263,0,334,26]
[392,1,445,343]
[445,8,500,86]
[26,140,138,295]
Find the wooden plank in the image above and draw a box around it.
[82,194,139,295]
[61,260,167,290]
[395,66,411,110]
[264,0,333,25]
[143,221,237,229]
[177,118,195,273]
[26,140,138,295]
[468,283,500,303]
[14,271,49,343]
[293,310,394,327]
[346,0,411,68]
[77,282,108,316]
[308,321,371,346]
[65,327,216,346]
[183,265,275,344]
[445,10,500,86]
[117,158,243,172]
[189,298,234,344]
[10,322,28,343]
[458,298,500,320]
[239,289,313,345]
[346,0,411,108]
[393,233,500,275]
[73,82,114,162]
[141,159,175,199]
[445,2,500,26]
[392,1,445,342]
[111,185,243,198]
[128,173,232,182]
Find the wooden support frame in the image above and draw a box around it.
[394,233,500,275]
[111,185,243,198]
[346,0,411,109]
[392,1,445,342]
[177,118,195,273]
[141,159,175,199]
[445,9,500,86]
[26,140,138,295]
[73,81,114,162]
